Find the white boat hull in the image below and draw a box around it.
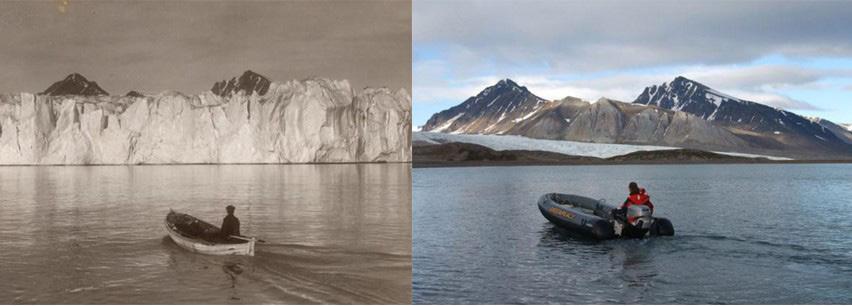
[164,213,256,256]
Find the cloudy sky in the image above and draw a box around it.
[413,0,852,126]
[0,0,410,95]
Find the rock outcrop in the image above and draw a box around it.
[211,70,271,97]
[41,73,109,96]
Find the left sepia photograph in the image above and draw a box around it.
[0,0,412,304]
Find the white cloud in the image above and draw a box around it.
[412,0,852,123]
[413,58,498,103]
[415,0,852,74]
[724,91,820,110]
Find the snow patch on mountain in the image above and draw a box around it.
[432,112,464,133]
[512,106,542,123]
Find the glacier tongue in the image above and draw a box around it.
[0,78,411,164]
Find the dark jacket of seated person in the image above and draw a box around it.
[221,206,240,237]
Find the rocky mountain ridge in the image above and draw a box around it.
[634,76,845,152]
[422,77,852,159]
[211,70,271,97]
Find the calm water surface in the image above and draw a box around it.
[413,164,852,304]
[0,164,411,304]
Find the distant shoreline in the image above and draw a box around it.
[413,159,852,168]
[0,161,413,167]
[412,141,852,168]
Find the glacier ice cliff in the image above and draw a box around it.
[0,78,411,164]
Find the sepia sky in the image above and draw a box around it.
[0,0,411,95]
[414,0,852,125]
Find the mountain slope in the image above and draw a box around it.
[421,79,547,134]
[808,117,852,144]
[41,73,109,96]
[634,76,846,152]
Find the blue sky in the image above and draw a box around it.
[413,0,852,128]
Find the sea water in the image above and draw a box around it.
[0,164,411,304]
[413,164,852,304]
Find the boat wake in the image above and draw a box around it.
[161,238,410,304]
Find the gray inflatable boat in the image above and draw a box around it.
[537,193,674,240]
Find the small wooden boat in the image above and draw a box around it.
[164,210,256,256]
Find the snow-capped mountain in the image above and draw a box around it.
[41,73,109,96]
[421,79,547,134]
[423,79,747,151]
[0,74,411,164]
[211,70,271,97]
[423,78,852,159]
[634,76,845,150]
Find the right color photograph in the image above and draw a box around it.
[412,0,852,304]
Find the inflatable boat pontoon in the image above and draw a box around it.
[537,193,674,239]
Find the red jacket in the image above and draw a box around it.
[621,189,654,212]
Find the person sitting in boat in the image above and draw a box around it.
[614,182,654,223]
[220,205,241,238]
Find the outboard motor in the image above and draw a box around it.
[627,205,653,230]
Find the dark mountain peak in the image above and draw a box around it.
[497,78,519,87]
[474,78,530,99]
[211,70,271,97]
[635,76,727,114]
[65,73,87,82]
[493,78,525,91]
[126,90,145,98]
[475,79,542,103]
[667,76,708,90]
[671,75,692,84]
[421,78,548,133]
[41,73,109,96]
[240,70,264,81]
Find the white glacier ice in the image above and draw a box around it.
[413,132,790,160]
[0,78,411,164]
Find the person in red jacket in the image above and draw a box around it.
[615,182,654,223]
